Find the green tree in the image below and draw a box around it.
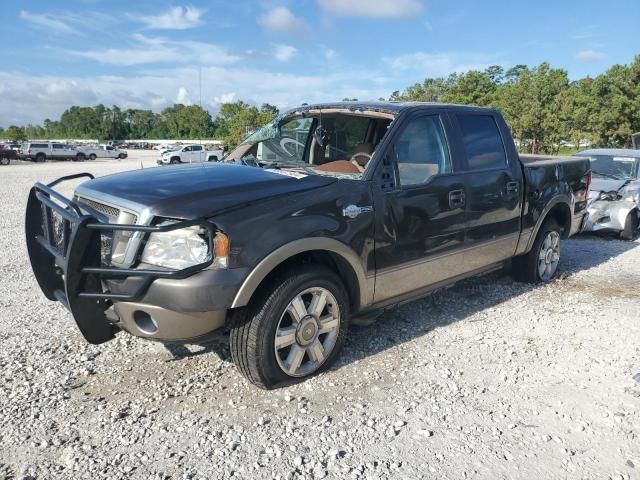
[5,126,27,142]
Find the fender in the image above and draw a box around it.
[521,194,573,255]
[231,237,371,309]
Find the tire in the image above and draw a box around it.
[89,154,97,160]
[230,265,350,389]
[0,156,9,166]
[118,153,126,159]
[35,154,46,163]
[76,154,86,162]
[512,218,562,283]
[620,210,639,241]
[170,157,181,164]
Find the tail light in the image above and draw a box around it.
[28,148,32,155]
[577,170,592,202]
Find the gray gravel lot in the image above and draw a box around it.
[1,153,639,480]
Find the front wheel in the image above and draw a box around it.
[512,218,561,283]
[620,211,639,241]
[230,265,350,389]
[170,157,181,164]
[0,156,9,166]
[89,153,97,160]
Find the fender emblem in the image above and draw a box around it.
[343,204,373,219]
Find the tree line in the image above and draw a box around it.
[2,56,639,153]
[390,56,640,153]
[1,102,279,149]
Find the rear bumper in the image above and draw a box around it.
[25,174,235,344]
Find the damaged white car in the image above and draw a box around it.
[576,149,640,240]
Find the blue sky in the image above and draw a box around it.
[1,0,638,126]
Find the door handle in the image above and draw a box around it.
[448,189,466,209]
[506,181,519,195]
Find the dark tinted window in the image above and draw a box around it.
[192,145,203,151]
[52,144,63,149]
[458,115,507,170]
[394,115,451,186]
[32,143,48,148]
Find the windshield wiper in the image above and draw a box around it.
[592,172,621,180]
[261,161,316,175]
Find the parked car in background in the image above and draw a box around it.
[20,143,86,162]
[26,101,591,388]
[0,146,19,165]
[157,144,217,164]
[80,144,127,160]
[576,148,640,240]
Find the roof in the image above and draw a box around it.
[576,148,640,158]
[281,101,496,117]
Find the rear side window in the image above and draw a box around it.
[458,115,507,171]
[192,145,203,151]
[32,143,48,148]
[52,144,63,149]
[394,115,451,186]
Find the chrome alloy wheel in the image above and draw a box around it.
[274,287,341,377]
[538,230,560,281]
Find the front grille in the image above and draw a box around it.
[76,197,139,267]
[79,197,121,220]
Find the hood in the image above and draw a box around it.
[75,163,336,219]
[590,177,629,192]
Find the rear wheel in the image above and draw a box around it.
[89,153,97,160]
[118,153,126,159]
[76,153,86,162]
[620,210,639,240]
[230,265,350,389]
[0,156,9,166]
[35,153,46,163]
[513,218,561,283]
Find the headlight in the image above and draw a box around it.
[622,187,640,204]
[141,222,229,270]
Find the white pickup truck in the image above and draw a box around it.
[81,145,128,160]
[157,144,224,165]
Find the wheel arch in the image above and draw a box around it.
[231,238,369,312]
[525,196,572,253]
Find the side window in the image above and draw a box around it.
[183,146,192,152]
[192,145,203,151]
[106,146,114,151]
[52,144,63,149]
[394,115,451,186]
[458,115,507,171]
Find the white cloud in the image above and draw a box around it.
[317,0,424,18]
[176,87,192,105]
[323,47,338,61]
[273,44,298,62]
[575,50,606,62]
[0,67,395,127]
[213,92,236,104]
[258,7,307,34]
[384,52,495,75]
[67,34,240,66]
[136,5,203,30]
[19,10,74,33]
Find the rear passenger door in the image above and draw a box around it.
[452,112,523,269]
[373,111,468,303]
[192,145,205,162]
[51,143,65,160]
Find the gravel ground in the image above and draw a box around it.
[1,154,639,480]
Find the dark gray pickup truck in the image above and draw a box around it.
[26,102,591,388]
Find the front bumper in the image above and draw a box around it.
[26,174,238,344]
[582,199,638,233]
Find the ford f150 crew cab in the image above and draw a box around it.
[157,144,222,165]
[26,102,591,388]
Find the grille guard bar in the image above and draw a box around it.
[26,173,215,344]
